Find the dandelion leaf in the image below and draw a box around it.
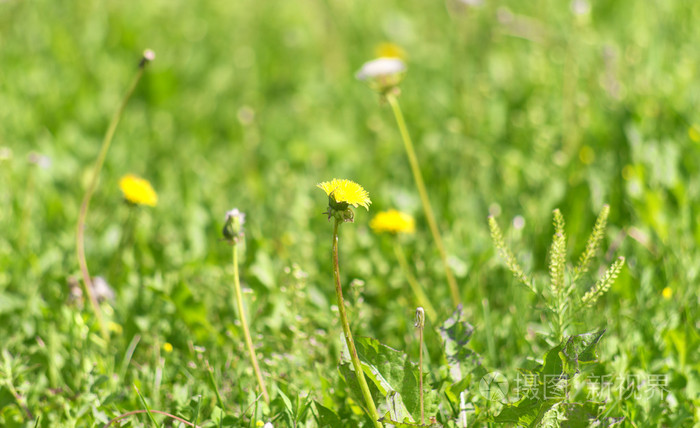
[314,401,342,427]
[339,335,438,423]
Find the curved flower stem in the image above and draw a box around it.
[332,220,382,428]
[232,243,270,404]
[385,94,461,306]
[393,241,437,322]
[76,55,151,339]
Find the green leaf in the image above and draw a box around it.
[493,330,609,427]
[438,305,483,382]
[493,397,559,426]
[379,411,443,427]
[561,402,624,427]
[561,329,606,375]
[314,400,342,427]
[339,336,438,423]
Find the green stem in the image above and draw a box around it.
[232,243,270,404]
[417,321,424,425]
[76,54,151,339]
[386,94,461,306]
[393,241,437,322]
[332,220,382,428]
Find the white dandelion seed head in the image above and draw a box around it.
[355,57,406,81]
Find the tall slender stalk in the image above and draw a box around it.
[232,243,270,404]
[76,51,153,338]
[393,241,437,321]
[332,219,382,428]
[385,94,461,306]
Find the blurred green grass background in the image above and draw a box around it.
[0,0,698,425]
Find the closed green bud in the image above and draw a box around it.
[223,208,245,244]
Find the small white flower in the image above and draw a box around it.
[263,423,274,428]
[355,57,406,81]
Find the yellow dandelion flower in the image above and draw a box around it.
[662,287,673,300]
[163,342,173,353]
[119,174,158,206]
[256,422,265,428]
[317,178,371,210]
[374,42,406,60]
[689,125,700,143]
[370,210,415,234]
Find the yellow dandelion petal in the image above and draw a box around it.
[370,210,415,234]
[119,174,158,206]
[317,178,371,210]
[662,287,673,300]
[374,42,406,60]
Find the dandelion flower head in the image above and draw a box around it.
[119,174,157,206]
[374,42,406,60]
[355,57,406,81]
[317,178,371,210]
[225,208,246,225]
[370,209,415,234]
[662,287,673,299]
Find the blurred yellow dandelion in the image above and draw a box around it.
[317,178,371,210]
[256,422,265,428]
[579,145,595,165]
[374,42,406,60]
[689,125,700,143]
[119,174,158,206]
[662,287,673,299]
[370,210,415,234]
[163,342,173,353]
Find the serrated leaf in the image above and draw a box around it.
[493,397,559,426]
[438,305,483,382]
[339,336,437,422]
[561,329,606,375]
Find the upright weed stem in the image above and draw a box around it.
[332,220,382,428]
[76,51,152,339]
[386,94,461,306]
[393,241,437,321]
[232,243,270,404]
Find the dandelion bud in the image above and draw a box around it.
[223,208,246,243]
[414,307,425,329]
[355,57,406,95]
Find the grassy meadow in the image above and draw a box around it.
[0,0,698,426]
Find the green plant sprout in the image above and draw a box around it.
[489,205,625,342]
